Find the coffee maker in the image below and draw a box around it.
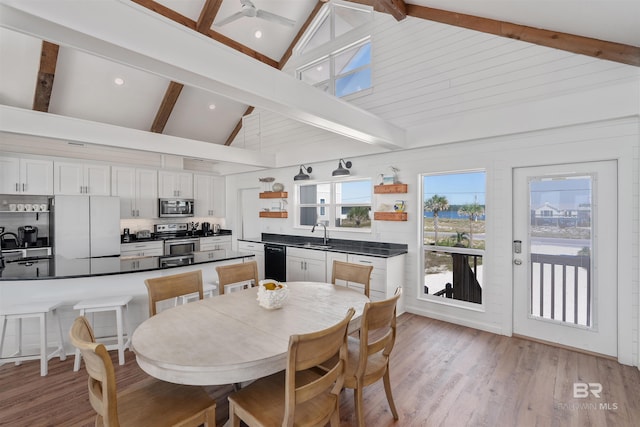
[18,225,38,247]
[201,222,211,236]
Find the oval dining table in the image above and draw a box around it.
[131,281,369,386]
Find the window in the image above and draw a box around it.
[295,1,373,98]
[421,171,486,306]
[297,179,372,229]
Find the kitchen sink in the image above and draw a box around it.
[302,243,332,250]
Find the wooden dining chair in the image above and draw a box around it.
[69,316,216,427]
[228,307,355,427]
[340,287,402,427]
[215,260,259,295]
[144,270,204,316]
[331,260,374,297]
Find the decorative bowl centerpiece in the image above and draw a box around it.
[257,280,289,309]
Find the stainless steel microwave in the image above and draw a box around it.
[158,198,194,218]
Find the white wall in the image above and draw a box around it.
[225,117,640,367]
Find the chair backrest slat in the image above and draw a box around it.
[69,316,120,426]
[283,307,355,423]
[144,270,204,316]
[331,260,373,297]
[215,261,259,295]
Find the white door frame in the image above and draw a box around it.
[513,161,618,357]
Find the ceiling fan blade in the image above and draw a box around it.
[256,10,295,27]
[216,11,245,27]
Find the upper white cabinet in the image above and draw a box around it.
[0,156,53,195]
[286,247,326,283]
[158,171,193,198]
[111,166,158,218]
[194,174,225,217]
[54,161,110,195]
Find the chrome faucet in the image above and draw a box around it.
[311,223,328,245]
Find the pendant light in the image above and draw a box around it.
[294,165,312,181]
[332,159,352,176]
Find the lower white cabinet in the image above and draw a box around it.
[120,241,163,257]
[238,241,265,280]
[326,252,406,305]
[286,247,326,283]
[200,236,231,251]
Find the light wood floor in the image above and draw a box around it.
[1,313,639,426]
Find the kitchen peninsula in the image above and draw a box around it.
[0,249,255,357]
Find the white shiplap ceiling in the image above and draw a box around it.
[0,0,638,173]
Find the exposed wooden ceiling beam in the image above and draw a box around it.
[224,106,254,146]
[405,4,639,67]
[150,81,183,133]
[32,41,59,112]
[196,0,223,32]
[328,0,406,21]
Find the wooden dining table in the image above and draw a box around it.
[130,281,369,386]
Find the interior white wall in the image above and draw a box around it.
[225,117,639,367]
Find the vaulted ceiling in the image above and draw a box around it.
[1,0,638,172]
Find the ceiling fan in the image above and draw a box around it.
[216,0,296,27]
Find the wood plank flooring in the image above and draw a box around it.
[1,313,639,426]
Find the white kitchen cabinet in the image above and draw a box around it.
[111,166,158,218]
[286,247,326,283]
[237,241,265,280]
[120,256,158,271]
[0,156,53,195]
[200,235,231,251]
[120,241,163,257]
[325,251,406,306]
[54,161,110,195]
[325,251,348,282]
[347,254,405,305]
[158,171,193,198]
[194,174,225,217]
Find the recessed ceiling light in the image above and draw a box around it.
[114,77,125,86]
[208,104,216,110]
[316,66,323,72]
[254,30,262,39]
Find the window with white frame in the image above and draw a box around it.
[421,171,486,306]
[294,1,373,98]
[297,179,372,229]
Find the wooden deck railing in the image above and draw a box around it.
[530,253,591,326]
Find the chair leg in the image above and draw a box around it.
[354,387,365,427]
[382,367,399,420]
[330,405,340,427]
[228,402,241,427]
[39,312,47,376]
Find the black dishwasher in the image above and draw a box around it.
[264,244,286,282]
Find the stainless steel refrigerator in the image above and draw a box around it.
[51,195,120,258]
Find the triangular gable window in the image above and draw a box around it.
[295,1,373,98]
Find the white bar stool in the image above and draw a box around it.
[73,295,132,371]
[0,301,66,376]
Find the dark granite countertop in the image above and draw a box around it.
[0,249,253,281]
[239,233,408,258]
[121,229,232,244]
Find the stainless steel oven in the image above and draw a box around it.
[164,238,200,256]
[159,254,194,268]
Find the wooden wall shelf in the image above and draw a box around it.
[374,212,407,221]
[259,211,288,218]
[374,184,407,194]
[259,192,288,199]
